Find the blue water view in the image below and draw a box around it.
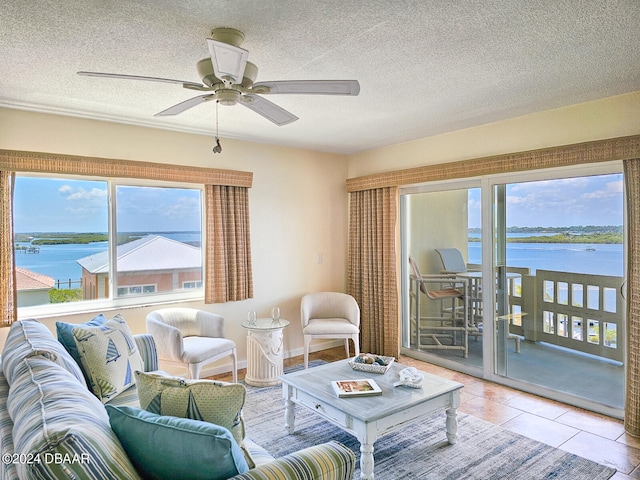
[16,242,107,283]
[468,242,623,277]
[16,232,623,284]
[15,232,201,283]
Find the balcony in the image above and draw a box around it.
[408,266,625,409]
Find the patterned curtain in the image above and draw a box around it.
[205,185,253,303]
[0,171,17,326]
[347,187,398,357]
[624,158,640,436]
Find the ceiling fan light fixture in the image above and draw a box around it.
[216,89,241,106]
[79,27,359,127]
[207,39,249,84]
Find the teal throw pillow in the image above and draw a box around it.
[106,405,249,480]
[56,313,107,367]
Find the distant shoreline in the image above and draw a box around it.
[14,231,199,246]
[16,229,622,246]
[469,232,622,244]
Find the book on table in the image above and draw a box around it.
[331,378,382,398]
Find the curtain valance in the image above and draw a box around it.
[346,134,640,192]
[0,149,252,187]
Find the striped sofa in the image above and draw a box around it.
[0,318,355,480]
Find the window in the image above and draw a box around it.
[14,175,203,313]
[117,285,157,296]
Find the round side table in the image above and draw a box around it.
[241,318,290,387]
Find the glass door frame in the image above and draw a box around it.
[484,161,625,418]
[400,177,483,377]
[400,160,626,418]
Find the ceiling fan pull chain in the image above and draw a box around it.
[213,100,222,154]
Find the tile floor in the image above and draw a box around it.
[212,346,640,478]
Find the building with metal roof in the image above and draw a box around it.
[77,235,202,299]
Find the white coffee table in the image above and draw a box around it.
[279,359,463,479]
[241,318,290,387]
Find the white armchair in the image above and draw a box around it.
[301,292,360,369]
[146,308,237,381]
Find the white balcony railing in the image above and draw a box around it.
[504,268,624,363]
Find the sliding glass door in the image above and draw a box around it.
[401,163,626,416]
[400,182,483,373]
[491,171,625,410]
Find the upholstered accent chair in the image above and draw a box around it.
[301,292,360,369]
[146,308,237,381]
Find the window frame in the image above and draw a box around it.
[16,174,206,317]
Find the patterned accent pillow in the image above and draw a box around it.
[72,314,144,403]
[135,371,246,445]
[56,314,107,366]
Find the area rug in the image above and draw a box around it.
[242,363,616,480]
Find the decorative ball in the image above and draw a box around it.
[374,357,387,366]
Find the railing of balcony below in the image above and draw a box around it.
[506,269,626,363]
[408,264,624,364]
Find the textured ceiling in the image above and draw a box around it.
[1,1,639,154]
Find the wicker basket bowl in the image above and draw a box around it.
[349,355,395,374]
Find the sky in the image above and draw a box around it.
[14,177,202,233]
[13,173,623,232]
[467,173,623,228]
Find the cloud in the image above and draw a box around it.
[581,179,623,200]
[59,185,107,201]
[58,185,108,222]
[164,196,201,219]
[116,187,202,231]
[505,174,623,227]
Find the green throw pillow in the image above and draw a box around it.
[135,371,246,445]
[72,314,143,403]
[106,405,249,480]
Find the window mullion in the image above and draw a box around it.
[108,181,117,301]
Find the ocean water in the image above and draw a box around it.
[16,233,624,283]
[468,242,624,277]
[15,242,107,282]
[14,232,201,283]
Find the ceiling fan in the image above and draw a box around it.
[78,28,360,126]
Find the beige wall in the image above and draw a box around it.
[347,91,640,178]
[0,108,349,376]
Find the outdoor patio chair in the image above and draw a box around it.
[408,256,472,357]
[435,248,468,274]
[437,248,483,333]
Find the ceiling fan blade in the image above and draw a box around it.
[251,80,360,96]
[206,39,248,85]
[77,71,204,89]
[154,94,215,116]
[239,95,298,126]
